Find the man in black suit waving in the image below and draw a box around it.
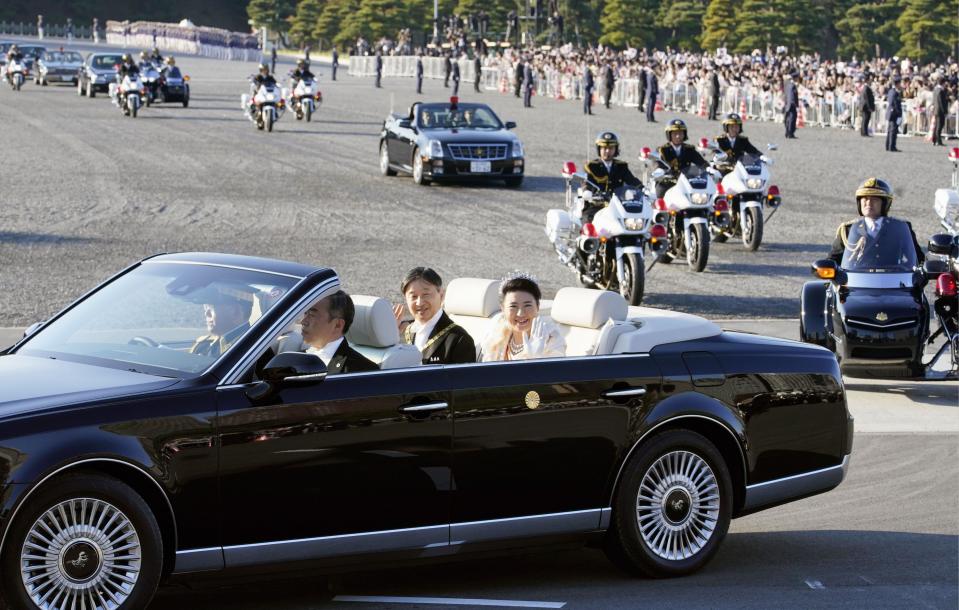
[301,290,378,375]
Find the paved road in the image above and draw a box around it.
[0,41,954,326]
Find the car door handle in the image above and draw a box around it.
[602,387,647,398]
[398,402,449,414]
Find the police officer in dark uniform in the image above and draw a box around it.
[603,62,615,109]
[783,71,799,139]
[708,67,721,120]
[150,47,163,64]
[513,58,523,98]
[6,44,23,64]
[251,63,276,89]
[444,52,452,88]
[858,74,875,137]
[522,58,534,108]
[116,53,139,79]
[451,57,461,95]
[473,53,482,92]
[885,77,902,152]
[582,132,641,221]
[290,58,314,88]
[583,63,595,115]
[828,178,924,264]
[714,113,761,174]
[190,289,253,358]
[331,48,339,80]
[645,65,659,122]
[374,50,383,88]
[415,51,424,94]
[655,119,707,198]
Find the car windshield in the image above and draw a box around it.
[417,105,502,130]
[17,262,299,377]
[20,46,45,57]
[841,218,918,273]
[92,55,122,69]
[165,67,182,78]
[43,51,82,63]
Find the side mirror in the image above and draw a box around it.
[928,233,957,256]
[23,321,43,338]
[923,259,950,278]
[811,259,847,284]
[398,118,411,129]
[767,143,778,151]
[246,352,327,401]
[505,121,517,129]
[651,168,666,180]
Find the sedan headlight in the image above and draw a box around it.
[624,218,644,231]
[512,140,524,158]
[747,178,764,189]
[429,139,444,158]
[690,193,709,205]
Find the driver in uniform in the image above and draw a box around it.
[582,132,641,222]
[190,288,253,357]
[714,113,761,174]
[655,119,707,198]
[828,177,924,265]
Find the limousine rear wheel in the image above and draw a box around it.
[1,473,162,610]
[605,430,731,577]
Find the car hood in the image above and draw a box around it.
[0,354,180,419]
[839,287,923,323]
[422,129,518,144]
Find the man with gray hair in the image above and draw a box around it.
[300,290,377,375]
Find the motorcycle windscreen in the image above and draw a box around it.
[841,218,918,275]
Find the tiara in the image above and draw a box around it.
[499,270,538,292]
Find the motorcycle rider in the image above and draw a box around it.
[251,62,276,90]
[655,118,707,198]
[138,50,152,68]
[714,113,761,174]
[150,46,163,64]
[4,44,23,81]
[116,53,139,79]
[290,58,315,88]
[581,132,642,222]
[828,177,924,264]
[160,56,176,76]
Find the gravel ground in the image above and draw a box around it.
[0,45,953,326]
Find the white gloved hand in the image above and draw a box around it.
[523,317,549,357]
[896,117,902,126]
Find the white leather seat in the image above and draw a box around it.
[347,295,421,369]
[550,288,633,356]
[444,278,500,349]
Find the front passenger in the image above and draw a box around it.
[301,290,378,375]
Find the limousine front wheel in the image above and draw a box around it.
[1,473,162,610]
[606,430,731,577]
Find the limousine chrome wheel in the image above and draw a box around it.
[605,430,731,577]
[2,474,162,610]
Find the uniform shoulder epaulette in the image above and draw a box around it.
[611,158,628,165]
[837,220,855,246]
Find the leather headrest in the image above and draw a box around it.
[445,278,500,318]
[551,287,627,329]
[347,295,399,348]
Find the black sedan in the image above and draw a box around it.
[0,252,852,609]
[77,52,123,97]
[380,99,525,187]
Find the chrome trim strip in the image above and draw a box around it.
[172,547,224,573]
[220,277,340,385]
[450,509,604,544]
[142,259,305,280]
[599,507,612,530]
[742,454,850,511]
[608,414,747,506]
[846,318,917,330]
[223,524,448,567]
[0,458,176,561]
[603,388,647,398]
[399,402,449,413]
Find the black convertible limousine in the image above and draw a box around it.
[0,253,853,609]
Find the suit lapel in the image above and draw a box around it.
[421,312,452,363]
[327,340,349,374]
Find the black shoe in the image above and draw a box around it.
[888,148,900,152]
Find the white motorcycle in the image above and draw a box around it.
[242,79,285,132]
[140,62,161,106]
[286,77,321,122]
[110,73,145,118]
[640,147,720,272]
[5,59,26,91]
[545,161,668,305]
[926,147,959,377]
[705,140,781,251]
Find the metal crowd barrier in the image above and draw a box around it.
[349,56,478,82]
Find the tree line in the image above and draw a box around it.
[249,0,959,62]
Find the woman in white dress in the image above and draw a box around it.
[479,274,565,361]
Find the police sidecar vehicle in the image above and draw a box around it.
[800,219,943,378]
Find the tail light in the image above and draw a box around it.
[563,161,577,176]
[582,222,598,237]
[654,198,667,211]
[279,99,286,108]
[767,185,780,196]
[640,147,651,159]
[949,147,959,161]
[937,273,958,297]
[766,184,782,207]
[714,198,729,212]
[649,224,667,239]
[315,92,322,101]
[716,183,725,195]
[699,137,709,148]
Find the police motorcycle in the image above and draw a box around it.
[545,161,667,305]
[702,141,781,251]
[109,72,145,118]
[801,218,946,379]
[285,75,321,122]
[139,61,161,106]
[925,147,959,375]
[4,57,26,91]
[242,77,285,132]
[639,146,720,272]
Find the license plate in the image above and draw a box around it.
[470,161,491,173]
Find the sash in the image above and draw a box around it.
[406,322,456,353]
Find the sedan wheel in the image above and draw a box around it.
[604,430,731,577]
[412,148,430,186]
[380,142,396,176]
[1,474,162,610]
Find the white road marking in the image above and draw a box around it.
[333,595,566,608]
[805,580,826,590]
